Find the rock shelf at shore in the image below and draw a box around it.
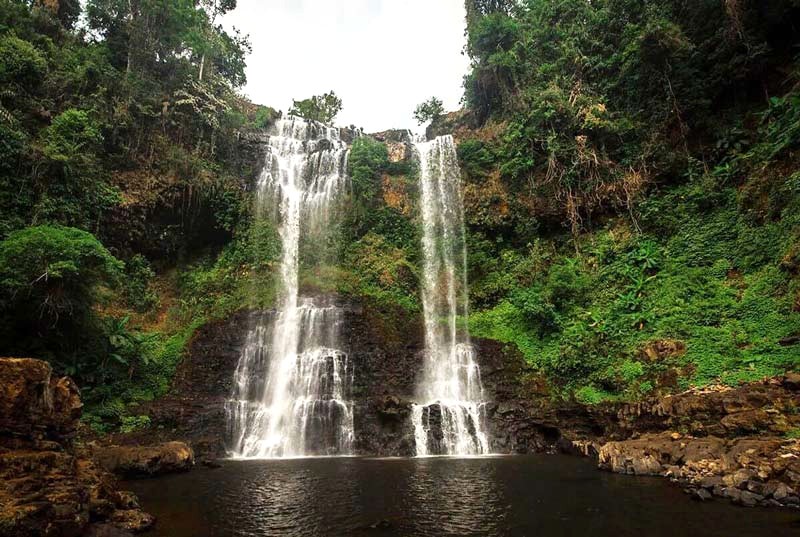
[0,358,154,537]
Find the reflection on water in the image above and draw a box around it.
[219,462,362,536]
[126,455,800,537]
[403,458,505,535]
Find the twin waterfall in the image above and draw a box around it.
[226,119,354,458]
[410,136,490,456]
[226,122,488,458]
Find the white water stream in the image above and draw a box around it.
[226,118,353,458]
[411,135,490,456]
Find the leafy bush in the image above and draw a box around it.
[0,225,123,323]
[575,385,616,405]
[289,91,343,124]
[0,35,46,86]
[341,233,420,311]
[510,286,559,335]
[123,254,159,313]
[120,414,151,433]
[35,109,120,228]
[0,124,30,236]
[252,105,278,129]
[414,97,445,125]
[348,136,389,209]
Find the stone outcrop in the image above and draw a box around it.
[567,375,800,508]
[596,433,800,507]
[0,358,154,536]
[93,442,194,478]
[586,375,800,440]
[0,358,82,442]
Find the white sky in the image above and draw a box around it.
[221,0,470,132]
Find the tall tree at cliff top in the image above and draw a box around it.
[289,91,344,124]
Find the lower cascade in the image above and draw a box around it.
[225,119,354,458]
[411,135,490,456]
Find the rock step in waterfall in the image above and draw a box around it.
[226,118,354,459]
[411,135,490,456]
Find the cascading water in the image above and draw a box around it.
[226,118,354,459]
[411,135,490,456]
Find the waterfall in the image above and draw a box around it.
[226,118,354,458]
[411,135,490,456]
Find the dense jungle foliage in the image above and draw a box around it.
[453,0,800,402]
[0,0,278,431]
[1,0,799,433]
[343,0,800,403]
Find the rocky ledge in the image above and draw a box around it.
[0,358,154,537]
[92,442,194,479]
[596,433,800,507]
[568,375,800,508]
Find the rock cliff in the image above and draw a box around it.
[112,300,558,458]
[0,358,154,537]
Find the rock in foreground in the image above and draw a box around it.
[597,433,800,507]
[0,358,154,536]
[574,375,800,508]
[93,441,194,478]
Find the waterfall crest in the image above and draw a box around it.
[411,135,490,456]
[226,118,354,458]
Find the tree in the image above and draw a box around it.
[0,225,123,325]
[413,97,445,125]
[85,0,248,87]
[34,0,82,29]
[195,0,239,82]
[33,109,120,228]
[289,91,343,124]
[0,225,129,382]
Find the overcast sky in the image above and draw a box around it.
[221,0,470,133]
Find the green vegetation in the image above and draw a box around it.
[0,0,798,435]
[289,91,343,124]
[0,0,265,431]
[338,136,421,312]
[414,97,445,126]
[461,0,800,402]
[0,225,124,371]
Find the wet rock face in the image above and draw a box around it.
[0,358,153,537]
[122,302,554,457]
[341,303,557,456]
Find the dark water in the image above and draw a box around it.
[126,455,800,537]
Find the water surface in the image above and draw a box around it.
[126,454,800,537]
